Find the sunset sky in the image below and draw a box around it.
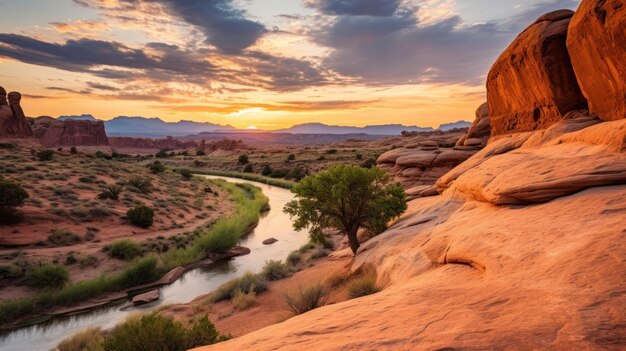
[0,0,580,129]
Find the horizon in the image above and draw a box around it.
[0,0,580,129]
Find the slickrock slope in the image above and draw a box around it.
[566,0,626,121]
[0,88,33,138]
[30,116,109,147]
[198,119,626,351]
[487,10,587,137]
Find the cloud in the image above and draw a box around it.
[155,99,374,113]
[304,0,402,16]
[86,82,119,91]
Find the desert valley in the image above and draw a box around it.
[0,0,624,350]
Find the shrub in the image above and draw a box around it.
[213,272,267,302]
[270,168,288,178]
[356,153,363,160]
[286,167,307,181]
[287,154,295,161]
[103,313,186,351]
[347,269,381,299]
[127,176,152,193]
[325,149,337,155]
[231,287,256,311]
[70,146,78,155]
[360,158,377,169]
[105,240,141,260]
[178,168,193,180]
[36,149,54,161]
[184,315,230,348]
[97,184,123,201]
[325,270,348,288]
[155,149,169,158]
[243,164,253,173]
[310,248,330,259]
[148,161,166,174]
[95,151,112,160]
[262,260,292,281]
[26,263,69,290]
[126,204,154,228]
[284,283,328,315]
[0,177,29,225]
[238,154,249,164]
[48,228,81,246]
[317,155,325,161]
[57,327,104,351]
[286,250,302,266]
[196,150,206,156]
[261,164,272,176]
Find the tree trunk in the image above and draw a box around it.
[347,227,360,255]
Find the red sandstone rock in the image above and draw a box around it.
[0,88,33,138]
[487,10,587,137]
[109,136,197,150]
[464,102,490,146]
[30,117,109,147]
[132,290,160,305]
[567,0,626,121]
[262,238,278,245]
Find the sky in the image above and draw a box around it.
[0,0,580,129]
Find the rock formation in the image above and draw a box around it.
[566,0,626,121]
[456,102,491,148]
[109,136,197,150]
[196,139,206,154]
[487,10,587,137]
[29,117,109,147]
[0,88,33,138]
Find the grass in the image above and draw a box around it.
[213,272,268,302]
[105,240,142,261]
[231,287,257,311]
[57,327,104,351]
[286,250,302,266]
[262,260,293,281]
[48,228,82,246]
[26,263,69,290]
[188,169,295,189]
[347,268,381,299]
[284,283,328,315]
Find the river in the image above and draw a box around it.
[0,176,309,351]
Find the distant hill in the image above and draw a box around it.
[438,121,472,131]
[273,123,435,135]
[58,114,98,121]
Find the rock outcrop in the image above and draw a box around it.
[109,136,197,150]
[566,0,626,121]
[487,10,587,137]
[30,117,109,147]
[456,102,491,148]
[0,88,33,138]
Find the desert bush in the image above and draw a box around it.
[126,204,154,228]
[155,149,169,158]
[48,228,82,246]
[231,287,257,311]
[356,153,363,160]
[325,149,337,154]
[284,283,328,315]
[105,240,141,260]
[57,327,104,351]
[95,151,112,160]
[317,155,325,161]
[97,184,123,201]
[243,164,253,173]
[261,164,272,176]
[79,255,99,268]
[26,263,69,290]
[0,264,23,282]
[36,149,54,161]
[347,268,380,299]
[238,154,249,164]
[196,150,206,156]
[360,158,377,169]
[178,168,193,180]
[262,260,292,281]
[89,207,112,218]
[0,177,29,224]
[213,272,267,302]
[127,176,152,193]
[286,250,302,266]
[286,167,307,181]
[310,248,330,259]
[270,168,289,178]
[325,270,348,288]
[70,146,78,154]
[148,161,166,174]
[287,153,296,161]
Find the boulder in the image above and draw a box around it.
[566,0,626,121]
[487,10,587,137]
[132,290,160,305]
[262,238,278,245]
[30,117,109,147]
[0,88,33,138]
[464,102,490,147]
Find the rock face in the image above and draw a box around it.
[456,102,491,148]
[30,117,109,147]
[0,88,33,138]
[487,10,588,137]
[566,0,626,121]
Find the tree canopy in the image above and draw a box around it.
[284,165,406,254]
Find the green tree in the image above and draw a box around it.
[0,177,29,224]
[261,164,272,176]
[243,164,253,173]
[284,165,406,255]
[238,154,249,164]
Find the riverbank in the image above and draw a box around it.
[189,169,296,189]
[0,179,269,331]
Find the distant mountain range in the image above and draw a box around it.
[56,115,471,137]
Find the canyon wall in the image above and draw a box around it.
[0,88,33,138]
[30,117,109,147]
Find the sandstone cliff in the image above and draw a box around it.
[30,117,109,147]
[0,87,33,138]
[109,136,197,150]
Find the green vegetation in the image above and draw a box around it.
[262,260,293,281]
[26,264,69,290]
[57,327,104,351]
[347,269,381,299]
[97,184,123,201]
[285,164,407,254]
[261,164,272,176]
[127,176,152,193]
[69,146,78,155]
[190,169,295,189]
[105,240,142,260]
[155,149,169,158]
[213,272,268,302]
[284,283,328,315]
[0,176,29,224]
[243,163,253,173]
[36,149,54,161]
[178,168,193,180]
[102,314,228,351]
[126,204,154,228]
[286,250,302,266]
[238,154,249,164]
[231,287,257,311]
[287,153,296,161]
[147,160,166,174]
[48,228,82,246]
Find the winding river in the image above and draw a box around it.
[0,176,309,351]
